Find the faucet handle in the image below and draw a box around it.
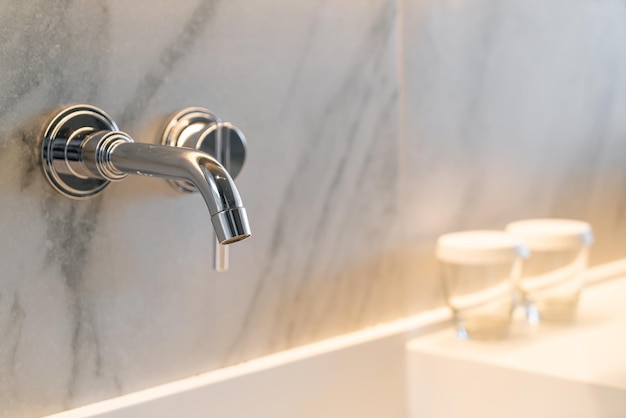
[193,121,246,179]
[161,107,248,272]
[161,107,247,192]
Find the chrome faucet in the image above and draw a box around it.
[40,104,251,246]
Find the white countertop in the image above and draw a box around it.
[407,276,626,418]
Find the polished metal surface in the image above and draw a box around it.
[162,107,248,269]
[39,104,251,245]
[110,143,250,244]
[161,107,247,190]
[41,105,121,198]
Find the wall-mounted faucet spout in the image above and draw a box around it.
[107,141,250,244]
[40,104,251,247]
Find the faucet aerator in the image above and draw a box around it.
[212,207,251,245]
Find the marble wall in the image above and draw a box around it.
[402,0,626,296]
[0,0,625,416]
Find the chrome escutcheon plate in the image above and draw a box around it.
[41,104,118,199]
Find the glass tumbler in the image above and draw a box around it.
[506,219,593,323]
[436,231,529,340]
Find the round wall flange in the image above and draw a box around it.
[41,104,119,199]
[161,107,221,149]
[161,107,247,193]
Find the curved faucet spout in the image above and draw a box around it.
[109,142,251,244]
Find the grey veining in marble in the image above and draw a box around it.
[1,0,626,416]
[0,0,402,417]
